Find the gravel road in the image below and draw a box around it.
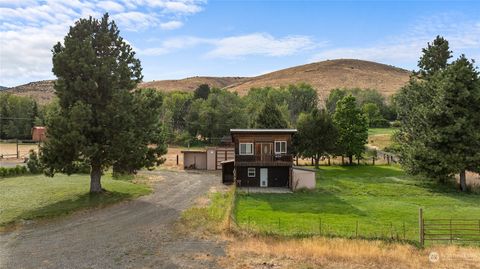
[0,170,225,269]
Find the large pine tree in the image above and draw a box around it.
[396,36,480,191]
[41,14,165,193]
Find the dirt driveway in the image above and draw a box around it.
[0,170,225,269]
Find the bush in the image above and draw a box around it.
[0,165,28,178]
[370,118,390,128]
[391,120,401,128]
[27,150,42,174]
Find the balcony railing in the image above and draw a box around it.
[235,154,293,166]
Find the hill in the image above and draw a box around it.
[2,80,55,105]
[0,86,7,90]
[139,76,247,92]
[225,59,411,103]
[3,59,411,105]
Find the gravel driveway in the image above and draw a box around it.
[0,170,225,269]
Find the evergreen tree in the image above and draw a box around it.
[41,14,164,193]
[255,95,289,129]
[296,109,337,168]
[428,56,480,191]
[417,35,452,78]
[193,84,211,100]
[333,95,368,164]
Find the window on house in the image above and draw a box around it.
[275,141,287,154]
[248,168,255,177]
[239,143,253,155]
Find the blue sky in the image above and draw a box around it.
[1,0,479,87]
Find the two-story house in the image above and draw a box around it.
[230,129,297,188]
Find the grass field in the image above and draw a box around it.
[234,165,480,242]
[0,173,151,227]
[367,128,398,150]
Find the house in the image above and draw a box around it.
[229,129,297,188]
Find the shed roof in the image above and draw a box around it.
[181,150,206,154]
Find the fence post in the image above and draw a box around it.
[176,155,179,165]
[419,208,424,246]
[16,138,19,159]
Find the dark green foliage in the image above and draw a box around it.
[396,36,480,191]
[0,165,28,177]
[295,109,337,168]
[255,95,290,129]
[286,83,318,123]
[193,84,211,100]
[326,88,395,121]
[186,89,247,142]
[161,91,193,141]
[0,94,40,139]
[417,35,452,78]
[333,95,368,164]
[27,150,42,174]
[41,13,164,193]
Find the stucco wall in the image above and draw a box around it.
[292,168,316,190]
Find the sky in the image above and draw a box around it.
[0,0,479,87]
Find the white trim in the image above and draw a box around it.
[274,141,287,154]
[247,167,256,177]
[239,143,254,155]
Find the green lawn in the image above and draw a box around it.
[368,128,398,136]
[234,165,480,241]
[0,173,151,226]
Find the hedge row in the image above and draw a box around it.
[0,165,28,177]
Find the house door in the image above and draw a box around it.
[260,143,272,161]
[260,168,268,187]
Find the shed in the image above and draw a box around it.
[292,166,316,191]
[31,126,46,142]
[182,150,207,170]
[221,160,234,184]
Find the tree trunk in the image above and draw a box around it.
[349,155,353,165]
[90,163,103,193]
[341,156,344,165]
[459,169,467,192]
[314,155,319,169]
[327,156,331,166]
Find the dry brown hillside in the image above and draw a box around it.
[139,76,247,92]
[3,80,55,105]
[3,59,411,105]
[225,59,411,103]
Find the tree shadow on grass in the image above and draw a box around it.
[17,191,135,223]
[240,192,366,216]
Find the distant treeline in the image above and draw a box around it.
[0,83,396,143]
[159,83,396,146]
[0,94,45,140]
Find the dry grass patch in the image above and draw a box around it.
[222,236,480,269]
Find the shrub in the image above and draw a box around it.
[27,150,42,174]
[391,120,401,128]
[0,165,28,178]
[370,118,390,128]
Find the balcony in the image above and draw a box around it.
[235,154,293,166]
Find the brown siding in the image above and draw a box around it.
[233,133,293,155]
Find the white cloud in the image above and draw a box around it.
[310,14,480,68]
[206,33,316,58]
[160,20,183,30]
[0,0,205,86]
[97,1,125,13]
[140,33,318,58]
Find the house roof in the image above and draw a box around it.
[230,129,297,134]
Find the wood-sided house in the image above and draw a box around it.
[228,129,297,188]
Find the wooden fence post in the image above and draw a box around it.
[419,208,424,246]
[176,155,179,165]
[16,139,19,159]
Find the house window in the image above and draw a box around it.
[239,143,253,155]
[247,168,255,177]
[275,141,287,154]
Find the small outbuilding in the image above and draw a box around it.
[182,150,207,170]
[291,166,316,191]
[221,160,235,184]
[31,126,46,142]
